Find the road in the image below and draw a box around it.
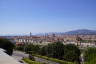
[12,51,29,64]
[34,56,60,64]
[12,51,60,64]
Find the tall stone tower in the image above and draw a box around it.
[30,32,32,37]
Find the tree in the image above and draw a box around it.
[16,45,25,51]
[29,54,35,61]
[84,47,96,63]
[63,44,81,63]
[0,38,14,55]
[46,41,64,59]
[40,46,47,56]
[25,44,40,54]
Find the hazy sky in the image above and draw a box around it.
[0,0,96,35]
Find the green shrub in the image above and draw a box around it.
[84,47,96,64]
[63,44,80,63]
[16,45,25,51]
[0,38,14,55]
[39,46,47,56]
[32,54,76,64]
[25,44,40,54]
[29,54,35,61]
[39,42,80,63]
[46,41,64,59]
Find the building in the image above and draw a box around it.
[8,34,96,48]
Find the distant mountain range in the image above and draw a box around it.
[63,29,96,35]
[36,29,96,36]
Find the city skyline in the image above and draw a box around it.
[0,0,96,35]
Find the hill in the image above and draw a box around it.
[64,29,96,35]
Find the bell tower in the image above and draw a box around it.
[30,32,32,37]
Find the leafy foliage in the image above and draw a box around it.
[39,42,80,63]
[29,54,35,61]
[46,41,64,59]
[0,38,14,55]
[25,44,40,54]
[63,44,81,62]
[39,46,47,56]
[16,41,80,63]
[32,54,76,64]
[84,47,96,64]
[16,45,25,51]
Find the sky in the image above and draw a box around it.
[0,0,96,35]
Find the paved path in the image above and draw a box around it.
[12,51,60,64]
[34,56,60,64]
[12,51,29,64]
[80,53,84,64]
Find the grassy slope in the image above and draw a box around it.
[23,58,45,64]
